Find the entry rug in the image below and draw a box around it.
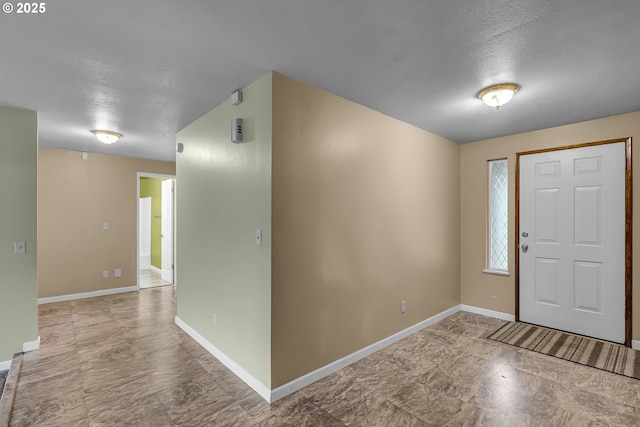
[487,322,640,380]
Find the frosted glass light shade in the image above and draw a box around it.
[477,83,519,110]
[91,130,122,144]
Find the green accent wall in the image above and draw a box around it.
[140,177,165,269]
[0,106,38,362]
[176,73,273,387]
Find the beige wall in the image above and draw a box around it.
[460,111,640,338]
[0,106,38,362]
[38,148,175,298]
[271,73,461,387]
[176,73,273,387]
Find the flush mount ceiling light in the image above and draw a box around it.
[477,83,519,110]
[91,130,123,144]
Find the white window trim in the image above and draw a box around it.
[483,268,510,277]
[486,158,509,274]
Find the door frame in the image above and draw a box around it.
[160,178,174,283]
[136,172,177,290]
[515,137,632,346]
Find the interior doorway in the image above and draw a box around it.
[137,173,176,290]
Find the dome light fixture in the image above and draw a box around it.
[91,130,123,144]
[477,83,519,110]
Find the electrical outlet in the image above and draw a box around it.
[103,270,109,279]
[401,300,407,313]
[114,268,122,278]
[213,313,218,327]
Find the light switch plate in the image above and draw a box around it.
[14,241,26,254]
[255,229,262,246]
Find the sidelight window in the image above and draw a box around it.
[485,159,509,274]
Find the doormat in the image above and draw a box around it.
[487,321,640,380]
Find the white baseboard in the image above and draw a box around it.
[174,317,271,402]
[38,286,138,305]
[271,304,461,402]
[0,360,10,371]
[176,304,461,403]
[460,304,515,322]
[23,336,40,352]
[632,340,640,350]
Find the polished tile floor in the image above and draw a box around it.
[9,287,640,426]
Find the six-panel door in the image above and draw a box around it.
[519,143,626,343]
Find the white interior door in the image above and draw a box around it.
[161,179,173,283]
[519,143,625,343]
[138,197,152,269]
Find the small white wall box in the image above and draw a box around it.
[231,90,242,106]
[231,118,243,143]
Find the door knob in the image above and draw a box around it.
[522,232,529,237]
[522,244,529,253]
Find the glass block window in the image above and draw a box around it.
[488,159,508,271]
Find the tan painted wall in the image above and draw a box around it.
[38,148,175,298]
[271,73,461,387]
[0,106,38,362]
[460,111,640,339]
[176,73,273,387]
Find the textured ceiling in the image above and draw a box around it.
[1,1,639,162]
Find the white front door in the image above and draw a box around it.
[519,142,626,343]
[161,179,173,283]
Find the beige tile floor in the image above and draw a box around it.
[8,286,640,426]
[139,268,171,289]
